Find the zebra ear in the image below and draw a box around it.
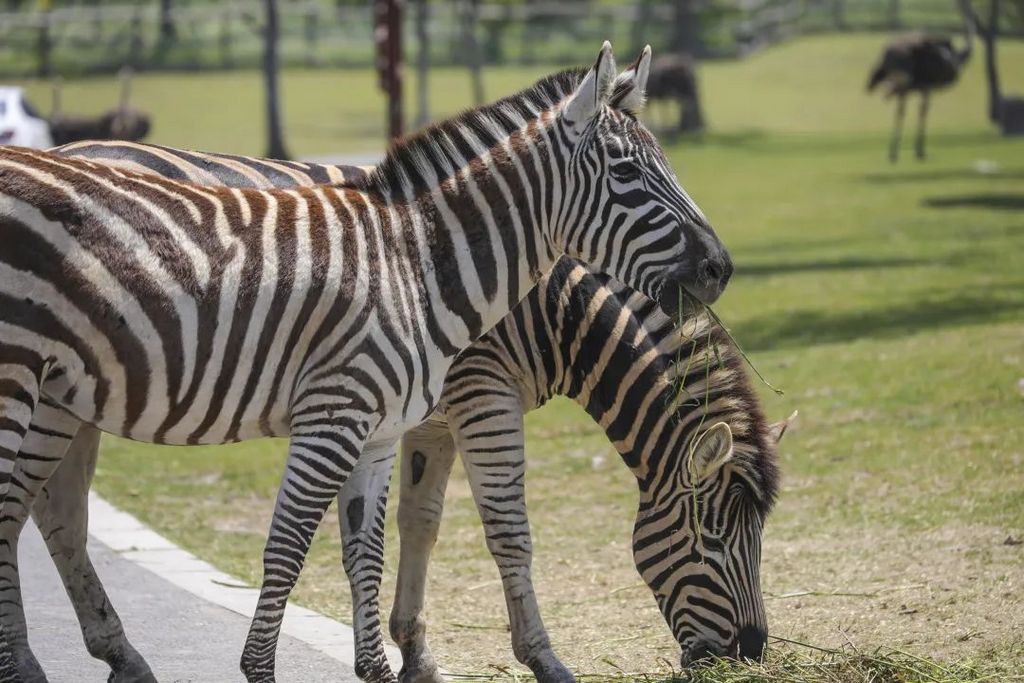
[688,422,734,482]
[610,45,652,113]
[563,41,618,131]
[768,410,798,444]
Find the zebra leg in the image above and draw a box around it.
[915,90,930,160]
[240,428,386,683]
[31,425,155,683]
[453,402,574,683]
[389,419,454,683]
[0,400,81,683]
[338,446,398,683]
[0,358,45,683]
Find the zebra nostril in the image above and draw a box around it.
[736,624,768,661]
[700,258,722,284]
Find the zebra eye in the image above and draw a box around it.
[610,161,641,183]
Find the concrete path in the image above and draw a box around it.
[20,502,385,683]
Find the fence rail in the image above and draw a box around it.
[0,0,1017,78]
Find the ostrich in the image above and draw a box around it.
[49,67,151,145]
[645,53,705,134]
[867,5,974,162]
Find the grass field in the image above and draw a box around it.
[29,34,1024,681]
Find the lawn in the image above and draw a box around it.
[32,34,1024,681]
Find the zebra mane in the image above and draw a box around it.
[360,67,589,199]
[699,320,781,514]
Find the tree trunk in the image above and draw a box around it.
[36,8,52,78]
[461,0,484,105]
[983,0,1003,123]
[670,0,701,56]
[414,0,430,127]
[263,0,290,160]
[159,0,176,43]
[631,0,655,58]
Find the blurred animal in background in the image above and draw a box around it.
[867,1,974,161]
[0,86,53,148]
[963,0,1024,136]
[49,67,151,145]
[645,53,706,134]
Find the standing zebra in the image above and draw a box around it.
[0,43,733,683]
[37,150,773,679]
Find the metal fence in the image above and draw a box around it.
[0,0,1014,78]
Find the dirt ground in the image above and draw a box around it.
[248,469,1015,679]
[377,513,1024,675]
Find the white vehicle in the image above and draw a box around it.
[0,86,53,149]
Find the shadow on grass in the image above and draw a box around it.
[739,256,927,278]
[923,193,1024,211]
[862,168,1024,184]
[733,286,1024,352]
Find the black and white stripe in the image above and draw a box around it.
[33,160,777,680]
[0,43,732,683]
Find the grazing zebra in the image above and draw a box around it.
[0,43,734,683]
[37,165,775,681]
[388,265,790,683]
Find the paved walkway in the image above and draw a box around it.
[22,516,364,682]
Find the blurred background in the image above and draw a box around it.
[3,1,1022,679]
[2,0,1021,157]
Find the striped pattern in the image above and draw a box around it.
[0,44,733,683]
[393,261,780,678]
[43,148,773,680]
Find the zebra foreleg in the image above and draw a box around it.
[453,403,575,683]
[0,400,81,683]
[30,425,154,683]
[389,420,455,683]
[338,446,398,683]
[240,427,383,683]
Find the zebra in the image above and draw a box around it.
[388,264,790,683]
[0,43,734,683]
[33,155,781,681]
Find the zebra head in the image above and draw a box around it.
[631,408,789,667]
[557,43,732,312]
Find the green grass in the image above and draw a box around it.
[48,33,1024,681]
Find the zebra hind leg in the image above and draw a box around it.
[389,421,455,683]
[338,444,398,683]
[0,398,82,683]
[31,425,155,683]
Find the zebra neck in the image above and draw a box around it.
[541,264,679,478]
[402,128,563,351]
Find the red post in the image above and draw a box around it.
[374,0,403,140]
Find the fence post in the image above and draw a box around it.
[36,0,53,78]
[375,0,403,140]
[887,0,901,29]
[129,6,144,68]
[305,2,320,67]
[220,9,233,69]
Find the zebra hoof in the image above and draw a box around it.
[355,655,396,683]
[107,661,156,683]
[528,653,576,683]
[397,655,443,683]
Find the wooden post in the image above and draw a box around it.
[36,0,52,78]
[414,0,430,127]
[264,0,290,159]
[375,0,403,140]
